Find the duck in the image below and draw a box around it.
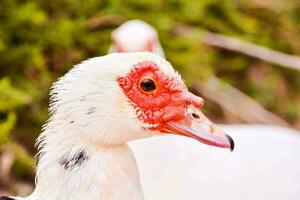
[0,52,233,200]
[110,20,300,200]
[109,20,164,57]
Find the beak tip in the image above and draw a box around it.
[225,134,235,152]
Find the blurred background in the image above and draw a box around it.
[0,0,300,195]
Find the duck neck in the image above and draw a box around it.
[30,129,144,200]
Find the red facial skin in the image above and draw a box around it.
[114,41,125,53]
[117,61,204,129]
[144,39,155,52]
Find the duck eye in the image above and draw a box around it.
[140,78,156,92]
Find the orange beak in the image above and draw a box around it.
[159,105,234,151]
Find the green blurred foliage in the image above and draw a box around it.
[0,0,299,182]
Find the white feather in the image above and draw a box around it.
[13,52,181,200]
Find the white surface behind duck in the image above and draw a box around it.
[130,124,300,200]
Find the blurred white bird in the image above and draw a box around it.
[109,20,165,57]
[110,19,300,200]
[0,52,233,200]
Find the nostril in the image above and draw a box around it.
[192,113,200,120]
[209,124,216,134]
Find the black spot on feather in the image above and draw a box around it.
[80,97,86,102]
[60,150,89,170]
[0,197,15,200]
[87,107,96,114]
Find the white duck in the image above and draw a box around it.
[111,20,300,200]
[109,20,164,57]
[0,52,234,200]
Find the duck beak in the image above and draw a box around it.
[160,105,234,151]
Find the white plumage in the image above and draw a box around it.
[5,53,170,200]
[4,52,233,200]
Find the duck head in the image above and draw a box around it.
[50,52,233,150]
